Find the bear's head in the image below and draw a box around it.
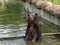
[28,13,37,22]
[28,13,38,26]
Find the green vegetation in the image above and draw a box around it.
[0,1,27,25]
[48,0,60,4]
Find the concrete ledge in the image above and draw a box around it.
[0,33,60,39]
[42,33,60,36]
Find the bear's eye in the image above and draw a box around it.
[35,13,37,16]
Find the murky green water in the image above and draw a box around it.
[0,25,60,45]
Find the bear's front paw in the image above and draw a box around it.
[32,39,35,42]
[39,37,42,42]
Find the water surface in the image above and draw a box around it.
[0,25,60,45]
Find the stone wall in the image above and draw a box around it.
[24,1,60,26]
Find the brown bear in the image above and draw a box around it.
[25,13,42,42]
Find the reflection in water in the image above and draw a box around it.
[0,38,26,45]
[0,25,26,45]
[0,25,27,38]
[0,25,60,45]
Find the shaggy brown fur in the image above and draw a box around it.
[25,13,42,42]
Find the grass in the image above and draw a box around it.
[0,1,27,25]
[48,0,60,4]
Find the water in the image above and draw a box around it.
[0,25,26,38]
[0,25,60,45]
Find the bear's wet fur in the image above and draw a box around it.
[25,13,42,42]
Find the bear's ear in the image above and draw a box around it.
[35,13,37,16]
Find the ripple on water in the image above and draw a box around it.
[0,25,26,38]
[0,25,60,45]
[0,38,26,45]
